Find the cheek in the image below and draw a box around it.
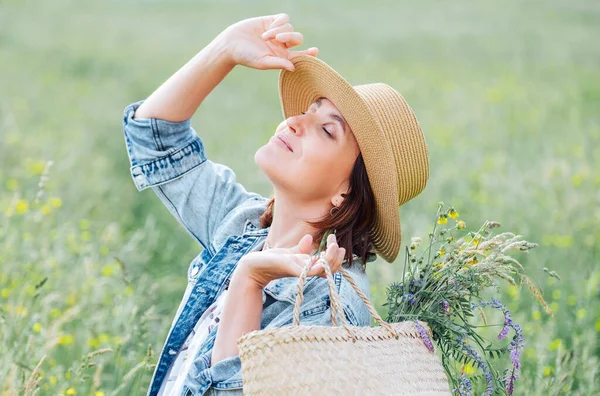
[299,146,348,181]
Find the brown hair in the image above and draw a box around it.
[259,152,377,269]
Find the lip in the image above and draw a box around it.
[275,134,293,152]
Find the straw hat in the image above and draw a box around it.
[278,55,430,263]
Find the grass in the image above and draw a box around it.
[0,0,598,394]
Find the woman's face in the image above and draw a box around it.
[255,97,360,203]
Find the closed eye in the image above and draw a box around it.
[301,111,334,138]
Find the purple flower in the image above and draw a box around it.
[498,325,510,340]
[509,323,524,375]
[414,320,435,353]
[456,337,493,396]
[505,368,516,395]
[440,300,450,314]
[402,293,417,306]
[453,374,472,396]
[473,298,524,393]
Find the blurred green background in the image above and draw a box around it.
[1,0,598,394]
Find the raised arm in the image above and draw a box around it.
[122,13,319,253]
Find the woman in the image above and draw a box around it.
[122,13,429,396]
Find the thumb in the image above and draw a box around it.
[291,234,313,255]
[258,55,295,72]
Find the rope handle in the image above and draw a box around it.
[292,251,398,339]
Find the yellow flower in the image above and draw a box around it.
[49,376,57,385]
[462,363,475,374]
[543,366,553,376]
[456,220,466,230]
[50,308,61,318]
[15,199,29,215]
[81,231,91,242]
[99,245,110,256]
[437,216,448,225]
[549,302,559,313]
[125,286,133,296]
[1,289,9,298]
[88,337,100,348]
[567,295,577,306]
[552,290,561,300]
[58,334,74,345]
[6,179,18,191]
[507,285,519,299]
[438,248,445,256]
[33,322,42,333]
[448,209,459,219]
[50,197,62,208]
[79,219,90,230]
[101,264,114,277]
[98,333,110,344]
[596,319,600,332]
[65,371,72,379]
[576,308,586,319]
[27,161,46,176]
[95,392,105,396]
[40,204,52,215]
[548,339,562,351]
[532,310,541,321]
[66,388,76,395]
[473,237,480,247]
[16,305,28,316]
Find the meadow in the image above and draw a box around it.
[1,0,598,394]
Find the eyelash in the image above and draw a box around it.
[301,112,333,138]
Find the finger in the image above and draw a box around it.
[258,55,295,72]
[292,254,313,269]
[269,13,289,28]
[262,23,293,40]
[307,258,326,278]
[288,47,319,58]
[325,240,338,264]
[273,32,303,48]
[291,234,313,255]
[333,248,346,272]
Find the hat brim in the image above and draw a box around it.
[278,55,401,263]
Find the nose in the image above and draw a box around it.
[286,114,307,136]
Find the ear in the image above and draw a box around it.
[330,191,348,207]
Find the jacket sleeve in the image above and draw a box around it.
[122,99,259,254]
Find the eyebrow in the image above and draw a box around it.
[313,98,348,135]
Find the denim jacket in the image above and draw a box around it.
[122,99,375,396]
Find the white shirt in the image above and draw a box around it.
[157,289,229,396]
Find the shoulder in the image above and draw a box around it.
[211,194,270,251]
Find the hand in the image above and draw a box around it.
[217,13,319,72]
[233,233,346,289]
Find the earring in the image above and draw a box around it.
[330,206,339,216]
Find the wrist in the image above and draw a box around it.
[231,257,264,290]
[210,30,238,69]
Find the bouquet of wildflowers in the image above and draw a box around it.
[385,202,554,395]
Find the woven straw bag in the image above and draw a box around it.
[237,253,451,395]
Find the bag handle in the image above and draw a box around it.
[292,251,398,339]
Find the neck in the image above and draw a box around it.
[264,190,330,254]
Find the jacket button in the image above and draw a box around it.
[190,266,199,277]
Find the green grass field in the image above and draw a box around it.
[1,0,598,394]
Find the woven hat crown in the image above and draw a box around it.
[353,83,430,206]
